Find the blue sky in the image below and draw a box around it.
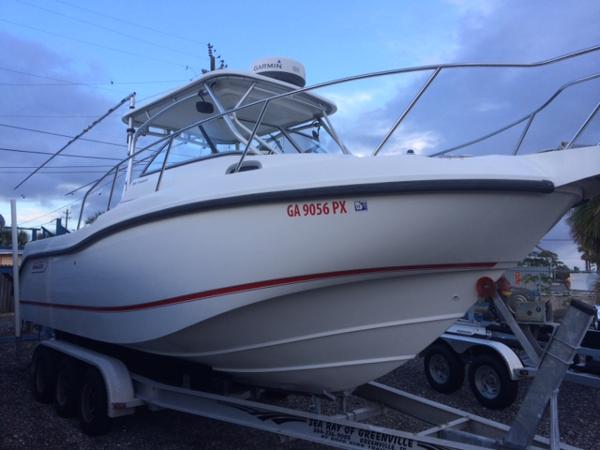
[0,0,599,268]
[1,0,468,93]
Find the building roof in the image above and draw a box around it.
[0,247,23,255]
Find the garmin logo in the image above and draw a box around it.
[254,61,283,71]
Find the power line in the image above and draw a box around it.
[0,65,84,83]
[0,66,192,106]
[18,0,202,61]
[1,170,108,174]
[15,163,154,229]
[19,199,82,225]
[64,176,110,196]
[0,66,183,94]
[53,0,206,46]
[64,153,158,196]
[19,168,128,226]
[0,80,186,87]
[0,65,188,105]
[137,86,182,103]
[0,114,117,118]
[0,122,126,147]
[0,65,121,94]
[0,165,112,168]
[41,217,61,226]
[0,18,190,69]
[0,146,121,161]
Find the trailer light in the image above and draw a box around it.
[497,276,512,296]
[476,277,496,298]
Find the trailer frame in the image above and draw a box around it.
[31,338,577,450]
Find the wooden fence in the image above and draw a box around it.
[0,270,14,313]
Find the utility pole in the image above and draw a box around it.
[202,43,227,74]
[64,209,70,230]
[208,43,216,71]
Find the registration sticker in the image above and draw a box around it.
[354,201,368,212]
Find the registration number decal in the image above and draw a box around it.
[286,200,356,217]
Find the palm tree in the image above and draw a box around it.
[568,196,600,296]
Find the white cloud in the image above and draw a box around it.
[473,101,508,113]
[444,0,498,18]
[0,196,78,230]
[388,129,443,154]
[324,90,376,118]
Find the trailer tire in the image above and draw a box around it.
[79,368,111,436]
[55,358,81,418]
[31,346,57,404]
[424,343,465,393]
[468,353,518,409]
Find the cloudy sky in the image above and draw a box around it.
[0,0,599,268]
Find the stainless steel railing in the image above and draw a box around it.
[430,72,600,156]
[76,45,600,229]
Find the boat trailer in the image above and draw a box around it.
[29,285,594,450]
[423,280,600,412]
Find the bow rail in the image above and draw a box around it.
[76,45,600,229]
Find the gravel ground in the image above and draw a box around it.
[2,313,599,450]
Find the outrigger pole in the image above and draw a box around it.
[13,92,136,190]
[123,94,137,190]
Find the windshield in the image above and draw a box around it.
[128,73,345,176]
[140,116,345,175]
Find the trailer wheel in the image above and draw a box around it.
[468,353,518,409]
[55,358,81,418]
[79,368,111,435]
[424,343,465,393]
[31,346,56,404]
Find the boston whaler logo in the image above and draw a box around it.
[253,60,283,71]
[31,260,47,273]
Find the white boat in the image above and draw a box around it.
[20,52,600,394]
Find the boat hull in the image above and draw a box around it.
[21,187,579,392]
[135,269,505,393]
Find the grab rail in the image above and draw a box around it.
[566,101,600,149]
[76,45,600,229]
[430,72,600,156]
[373,68,441,155]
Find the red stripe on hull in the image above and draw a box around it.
[21,262,497,313]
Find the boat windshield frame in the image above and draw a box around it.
[75,45,600,229]
[126,73,348,176]
[138,117,345,178]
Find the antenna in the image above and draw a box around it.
[64,208,70,229]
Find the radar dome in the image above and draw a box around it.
[251,57,306,87]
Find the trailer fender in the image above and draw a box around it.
[440,333,526,380]
[41,340,142,417]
